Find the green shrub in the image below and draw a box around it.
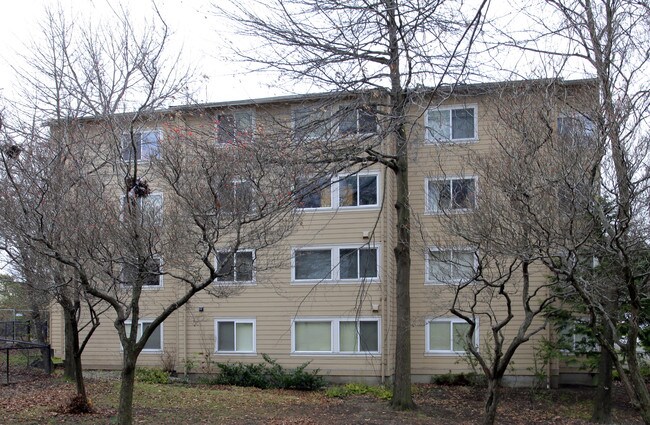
[325,382,392,400]
[215,354,324,390]
[431,372,485,386]
[135,367,170,384]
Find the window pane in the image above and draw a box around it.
[296,177,331,208]
[452,322,471,352]
[217,114,235,144]
[454,252,475,281]
[359,248,378,278]
[295,250,331,280]
[121,262,137,285]
[143,257,161,286]
[451,108,474,140]
[358,107,377,134]
[428,180,450,212]
[339,321,357,352]
[142,194,163,226]
[294,108,328,141]
[359,321,378,352]
[295,321,331,351]
[427,110,450,140]
[140,131,160,159]
[235,252,254,282]
[235,111,253,142]
[142,322,161,350]
[234,181,254,211]
[217,253,235,282]
[428,251,451,282]
[339,176,358,207]
[429,322,451,351]
[340,248,358,279]
[235,322,253,352]
[452,179,475,210]
[358,176,377,205]
[218,321,235,351]
[339,107,357,135]
[121,134,136,161]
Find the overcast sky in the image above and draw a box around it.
[0,0,289,105]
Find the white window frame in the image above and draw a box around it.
[214,318,256,354]
[215,250,256,284]
[425,176,477,214]
[293,175,334,210]
[425,317,478,355]
[124,319,163,353]
[425,104,478,143]
[291,245,380,284]
[215,110,255,145]
[291,317,381,355]
[121,128,162,161]
[120,255,164,289]
[425,248,477,285]
[336,173,380,209]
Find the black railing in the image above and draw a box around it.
[0,338,52,385]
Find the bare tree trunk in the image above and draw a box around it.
[118,353,137,425]
[625,351,650,425]
[592,308,614,423]
[62,305,89,406]
[483,377,501,425]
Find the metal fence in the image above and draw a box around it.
[0,338,52,385]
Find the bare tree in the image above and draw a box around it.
[501,1,650,422]
[0,6,304,425]
[213,0,491,408]
[424,80,597,424]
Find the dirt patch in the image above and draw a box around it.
[0,375,643,424]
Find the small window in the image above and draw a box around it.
[558,322,599,354]
[426,178,476,213]
[293,318,380,354]
[294,249,332,281]
[339,175,378,207]
[121,256,163,287]
[218,180,254,213]
[293,107,329,142]
[294,176,332,209]
[122,193,163,226]
[427,249,476,284]
[215,319,255,353]
[216,251,255,283]
[425,106,477,142]
[125,320,162,351]
[557,115,595,146]
[340,248,378,279]
[122,129,161,161]
[426,318,477,354]
[339,105,378,135]
[216,111,253,145]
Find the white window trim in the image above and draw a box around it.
[215,109,255,146]
[425,104,478,143]
[425,247,477,285]
[291,245,380,284]
[425,317,478,355]
[124,319,163,353]
[120,255,164,289]
[214,249,256,285]
[214,318,257,355]
[121,128,163,162]
[424,176,478,214]
[291,317,381,355]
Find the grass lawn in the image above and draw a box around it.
[0,373,643,424]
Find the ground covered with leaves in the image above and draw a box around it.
[0,373,643,424]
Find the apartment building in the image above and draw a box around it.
[49,78,597,386]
